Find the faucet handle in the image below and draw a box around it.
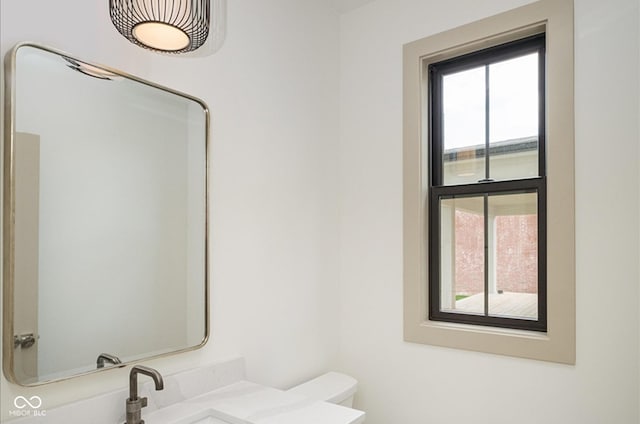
[125,396,148,424]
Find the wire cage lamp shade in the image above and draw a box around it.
[109,0,214,53]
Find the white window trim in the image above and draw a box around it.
[402,0,575,364]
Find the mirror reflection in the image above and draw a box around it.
[4,44,209,385]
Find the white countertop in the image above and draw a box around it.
[5,359,365,424]
[144,380,365,424]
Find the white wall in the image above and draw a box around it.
[337,0,640,423]
[1,0,639,422]
[0,0,340,419]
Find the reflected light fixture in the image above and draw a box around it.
[109,0,225,54]
[63,57,120,80]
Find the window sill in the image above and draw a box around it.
[405,317,574,364]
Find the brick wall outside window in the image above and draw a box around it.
[455,210,537,295]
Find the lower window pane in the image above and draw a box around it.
[488,192,538,320]
[440,196,485,315]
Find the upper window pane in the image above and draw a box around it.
[489,52,540,180]
[442,67,486,185]
[437,40,543,187]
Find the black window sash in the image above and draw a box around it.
[429,33,546,186]
[428,179,547,332]
[427,33,547,332]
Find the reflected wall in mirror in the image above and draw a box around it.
[3,43,209,385]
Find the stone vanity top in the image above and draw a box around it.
[5,359,365,424]
[144,380,365,424]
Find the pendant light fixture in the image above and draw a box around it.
[109,0,226,55]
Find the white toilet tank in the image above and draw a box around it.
[287,372,358,408]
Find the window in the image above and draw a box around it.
[403,0,575,363]
[428,35,546,332]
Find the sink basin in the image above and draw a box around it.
[188,417,228,424]
[172,410,235,424]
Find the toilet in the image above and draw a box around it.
[287,371,359,408]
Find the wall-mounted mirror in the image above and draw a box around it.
[3,43,209,385]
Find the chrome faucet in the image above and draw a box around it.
[96,353,122,369]
[125,365,164,424]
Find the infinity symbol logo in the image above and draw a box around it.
[14,395,42,409]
